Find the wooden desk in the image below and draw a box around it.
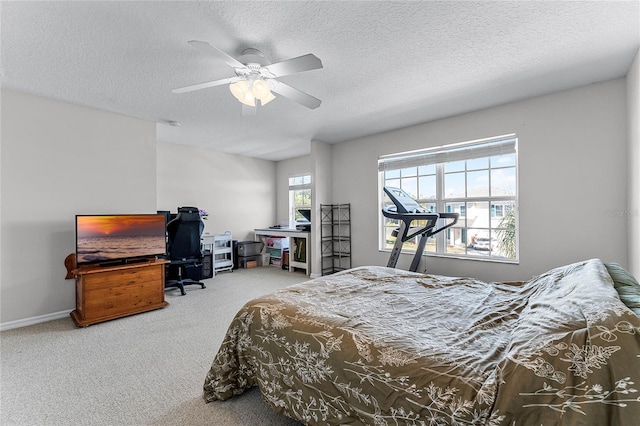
[254,228,310,276]
[70,259,169,327]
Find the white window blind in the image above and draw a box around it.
[378,134,517,172]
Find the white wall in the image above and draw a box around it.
[156,142,276,241]
[628,49,640,277]
[1,90,157,325]
[2,73,635,327]
[311,140,332,276]
[332,79,629,283]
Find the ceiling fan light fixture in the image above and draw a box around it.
[230,77,274,108]
[252,79,271,100]
[230,79,257,106]
[240,94,255,106]
[229,80,249,101]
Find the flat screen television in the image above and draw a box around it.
[75,214,167,266]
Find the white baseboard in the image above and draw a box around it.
[1,310,72,331]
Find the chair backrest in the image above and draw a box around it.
[167,207,204,260]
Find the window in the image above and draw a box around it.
[378,135,518,261]
[289,174,311,222]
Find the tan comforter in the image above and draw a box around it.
[204,259,640,425]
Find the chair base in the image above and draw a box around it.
[165,279,206,296]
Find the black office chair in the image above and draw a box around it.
[165,206,206,295]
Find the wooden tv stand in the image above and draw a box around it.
[69,259,169,327]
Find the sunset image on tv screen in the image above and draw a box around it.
[76,215,166,264]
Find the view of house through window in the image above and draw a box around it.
[289,174,312,223]
[379,135,518,261]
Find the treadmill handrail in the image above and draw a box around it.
[425,212,459,238]
[382,207,440,242]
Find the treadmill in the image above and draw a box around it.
[382,187,459,272]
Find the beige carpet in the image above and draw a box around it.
[1,267,309,425]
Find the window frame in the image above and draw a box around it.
[378,135,519,263]
[288,174,312,223]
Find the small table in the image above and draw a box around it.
[254,228,310,276]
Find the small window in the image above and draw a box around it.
[378,135,518,262]
[289,175,311,222]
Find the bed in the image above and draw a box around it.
[203,258,640,425]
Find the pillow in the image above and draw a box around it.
[605,262,640,316]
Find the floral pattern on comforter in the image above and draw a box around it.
[204,259,640,425]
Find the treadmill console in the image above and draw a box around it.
[383,187,429,214]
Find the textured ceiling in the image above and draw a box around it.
[2,1,639,161]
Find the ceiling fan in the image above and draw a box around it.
[172,40,323,115]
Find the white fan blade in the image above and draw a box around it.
[264,54,322,77]
[188,40,247,69]
[172,77,238,94]
[242,104,257,116]
[271,80,321,109]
